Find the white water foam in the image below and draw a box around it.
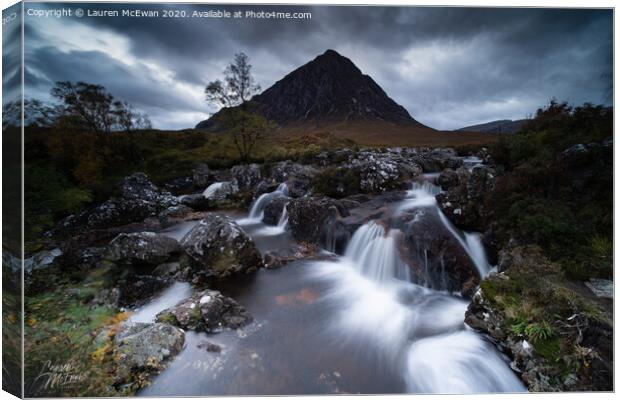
[128,282,193,323]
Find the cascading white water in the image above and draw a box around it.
[437,212,491,278]
[203,182,227,199]
[344,222,410,283]
[398,181,441,210]
[277,205,289,228]
[246,183,289,221]
[400,180,492,279]
[404,330,525,393]
[311,217,524,393]
[128,282,193,323]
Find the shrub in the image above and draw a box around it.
[312,166,360,198]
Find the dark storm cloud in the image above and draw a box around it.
[23,3,613,129]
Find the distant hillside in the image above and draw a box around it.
[197,49,500,147]
[458,119,528,134]
[197,49,430,132]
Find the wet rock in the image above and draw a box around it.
[255,181,280,197]
[437,168,460,190]
[263,243,321,269]
[436,165,495,231]
[270,161,318,197]
[192,163,212,188]
[411,148,464,172]
[180,214,263,277]
[118,275,169,307]
[179,193,212,211]
[287,197,352,246]
[203,181,239,201]
[114,322,184,378]
[262,196,290,225]
[157,289,252,332]
[399,208,479,295]
[159,204,193,225]
[105,232,182,271]
[464,283,508,341]
[231,164,262,190]
[197,340,222,353]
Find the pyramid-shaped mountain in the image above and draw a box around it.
[196,49,428,130]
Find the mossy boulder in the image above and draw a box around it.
[180,214,263,277]
[156,289,252,333]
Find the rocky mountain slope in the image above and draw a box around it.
[196,49,429,131]
[458,119,528,134]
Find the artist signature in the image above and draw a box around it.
[32,360,87,391]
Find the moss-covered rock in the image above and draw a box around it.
[465,244,612,391]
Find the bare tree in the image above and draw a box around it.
[49,81,151,135]
[205,52,271,162]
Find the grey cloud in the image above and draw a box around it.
[22,4,613,130]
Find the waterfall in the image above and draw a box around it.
[344,222,411,284]
[247,183,289,220]
[399,181,492,279]
[398,181,441,211]
[203,182,227,199]
[437,212,491,278]
[310,218,524,394]
[277,205,289,228]
[404,330,526,393]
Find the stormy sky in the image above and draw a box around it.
[19,3,613,130]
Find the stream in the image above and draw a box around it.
[135,169,526,395]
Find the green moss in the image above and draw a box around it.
[156,312,178,326]
[312,166,361,198]
[24,279,124,397]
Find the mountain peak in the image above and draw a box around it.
[197,50,427,129]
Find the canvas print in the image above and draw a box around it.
[2,2,614,397]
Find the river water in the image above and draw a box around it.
[136,172,525,395]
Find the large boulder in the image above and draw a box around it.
[270,161,318,197]
[105,232,182,271]
[398,208,479,295]
[117,275,169,307]
[231,164,262,191]
[411,148,464,172]
[53,173,178,236]
[114,322,185,377]
[437,168,460,190]
[436,165,495,231]
[202,181,239,201]
[180,214,263,277]
[262,196,290,225]
[179,193,212,211]
[122,173,178,208]
[157,289,252,332]
[286,197,352,247]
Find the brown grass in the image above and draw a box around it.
[272,120,498,147]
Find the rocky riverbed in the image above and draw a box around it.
[22,145,612,395]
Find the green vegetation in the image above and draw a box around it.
[487,100,612,280]
[312,166,361,198]
[24,266,128,397]
[478,246,611,386]
[204,52,273,162]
